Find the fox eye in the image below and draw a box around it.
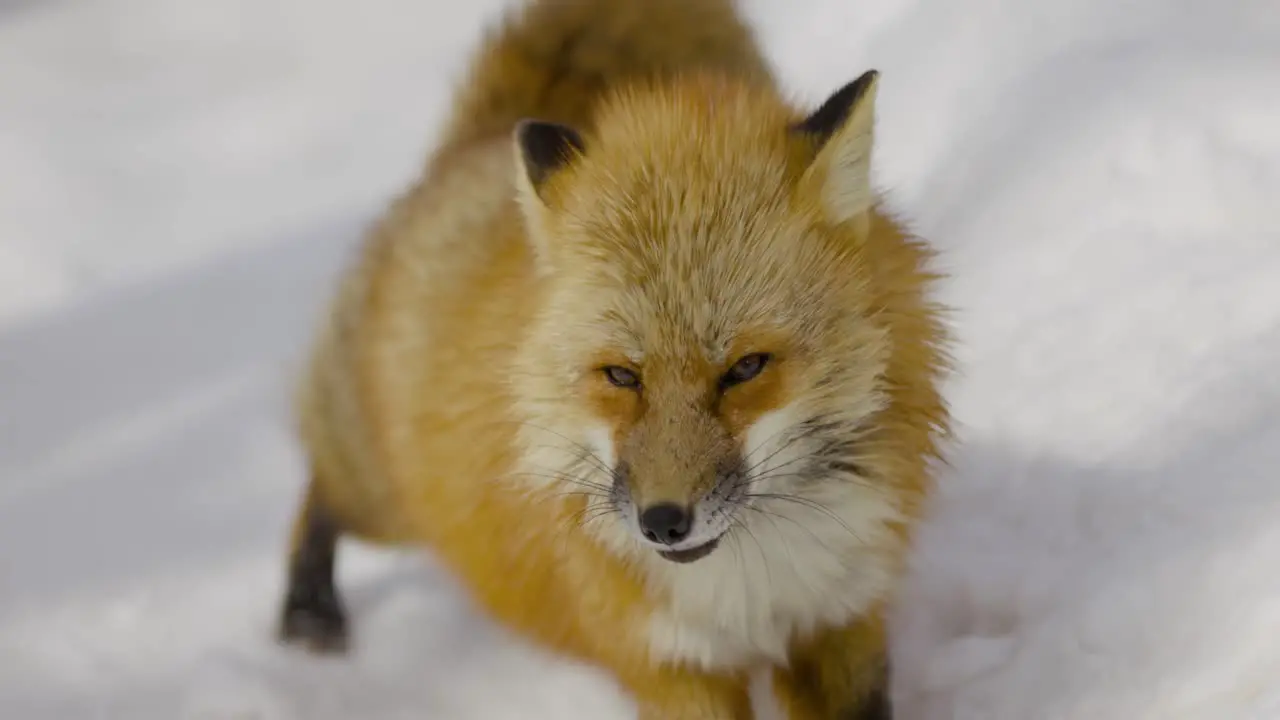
[602,366,642,390]
[720,353,771,389]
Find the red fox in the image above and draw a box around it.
[278,0,950,717]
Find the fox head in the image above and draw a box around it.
[508,71,946,571]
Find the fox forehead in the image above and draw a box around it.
[538,80,875,372]
[584,282,802,368]
[553,85,814,271]
[557,181,854,350]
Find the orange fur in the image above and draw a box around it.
[284,0,950,717]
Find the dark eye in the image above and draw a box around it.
[720,353,771,389]
[602,366,642,390]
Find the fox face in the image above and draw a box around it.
[511,72,910,570]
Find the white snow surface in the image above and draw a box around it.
[2,0,1278,718]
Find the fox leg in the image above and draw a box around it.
[278,478,349,654]
[771,615,892,719]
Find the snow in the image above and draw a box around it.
[1,0,1277,718]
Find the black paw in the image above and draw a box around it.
[278,585,349,655]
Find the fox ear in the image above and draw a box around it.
[512,119,585,274]
[514,119,585,205]
[794,70,880,229]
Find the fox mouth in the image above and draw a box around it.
[657,536,721,564]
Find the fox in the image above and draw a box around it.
[277,0,950,718]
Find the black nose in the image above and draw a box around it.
[639,503,692,544]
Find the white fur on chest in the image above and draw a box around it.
[568,401,904,672]
[643,483,900,670]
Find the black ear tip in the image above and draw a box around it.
[794,69,881,139]
[514,118,570,147]
[837,69,881,106]
[515,119,586,189]
[515,119,585,160]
